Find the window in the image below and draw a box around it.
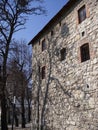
[60,48,66,61]
[42,66,45,79]
[61,23,68,36]
[78,5,86,23]
[59,21,61,26]
[39,40,40,45]
[42,39,46,51]
[80,43,90,62]
[51,30,54,36]
[82,31,85,37]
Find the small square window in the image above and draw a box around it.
[78,5,86,23]
[80,43,90,62]
[42,66,45,79]
[60,48,66,61]
[42,39,46,51]
[82,31,85,37]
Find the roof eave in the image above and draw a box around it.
[28,0,79,45]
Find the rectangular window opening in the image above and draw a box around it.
[78,5,86,23]
[60,48,66,61]
[42,66,45,79]
[42,39,46,51]
[80,43,90,62]
[51,30,54,36]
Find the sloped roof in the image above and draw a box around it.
[28,0,79,45]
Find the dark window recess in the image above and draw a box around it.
[42,39,46,51]
[51,30,54,36]
[80,43,90,62]
[60,48,66,61]
[39,40,40,45]
[42,66,45,79]
[59,21,61,26]
[78,5,86,23]
[87,84,89,88]
[82,31,85,37]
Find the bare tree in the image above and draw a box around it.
[0,0,45,129]
[7,40,32,128]
[26,82,32,122]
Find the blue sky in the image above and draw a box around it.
[14,0,68,43]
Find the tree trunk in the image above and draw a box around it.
[8,106,11,125]
[15,112,19,127]
[21,97,25,128]
[28,103,31,122]
[1,92,8,130]
[37,85,40,130]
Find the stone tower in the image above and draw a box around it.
[29,0,98,129]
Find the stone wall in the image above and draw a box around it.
[8,127,31,130]
[32,0,98,129]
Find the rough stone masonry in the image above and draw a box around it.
[29,0,98,129]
